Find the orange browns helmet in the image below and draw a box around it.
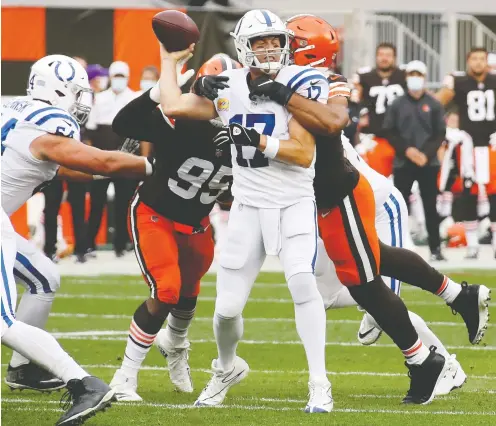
[286,14,340,69]
[195,53,242,79]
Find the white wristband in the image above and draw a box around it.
[144,158,154,176]
[263,136,280,159]
[92,175,108,180]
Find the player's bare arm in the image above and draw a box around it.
[158,43,218,120]
[30,134,153,178]
[285,94,349,136]
[435,86,455,106]
[260,117,316,167]
[216,117,315,168]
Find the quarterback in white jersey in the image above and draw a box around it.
[158,9,332,412]
[1,54,157,425]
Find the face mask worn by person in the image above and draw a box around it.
[111,76,128,92]
[407,76,424,92]
[140,79,157,92]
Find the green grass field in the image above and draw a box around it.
[2,271,495,425]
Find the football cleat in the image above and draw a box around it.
[5,363,66,392]
[464,248,479,260]
[55,376,115,426]
[402,347,453,405]
[448,282,491,344]
[357,312,382,345]
[305,378,333,413]
[435,354,467,396]
[155,330,193,393]
[109,369,142,401]
[194,356,249,407]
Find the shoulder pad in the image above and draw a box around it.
[24,106,80,139]
[278,66,329,103]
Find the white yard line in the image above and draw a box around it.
[45,330,496,351]
[48,313,487,328]
[2,363,494,381]
[2,398,495,415]
[54,293,451,306]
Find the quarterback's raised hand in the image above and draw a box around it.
[213,123,261,148]
[248,74,294,106]
[193,75,230,101]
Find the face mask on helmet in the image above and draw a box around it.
[231,10,292,74]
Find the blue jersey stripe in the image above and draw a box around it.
[34,113,79,130]
[389,194,403,248]
[16,252,52,294]
[25,106,64,122]
[13,268,37,294]
[292,75,328,93]
[286,68,315,89]
[261,10,272,27]
[383,201,397,293]
[1,249,15,320]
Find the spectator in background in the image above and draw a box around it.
[383,60,447,261]
[87,64,109,94]
[85,61,138,258]
[139,65,159,92]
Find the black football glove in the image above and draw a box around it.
[192,76,230,101]
[213,123,261,148]
[248,74,294,106]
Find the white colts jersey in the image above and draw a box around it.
[1,96,81,215]
[215,66,329,208]
[341,135,393,207]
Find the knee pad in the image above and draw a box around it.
[288,272,320,305]
[214,293,247,319]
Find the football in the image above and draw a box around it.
[152,10,200,52]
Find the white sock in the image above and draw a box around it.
[402,338,430,365]
[165,307,195,348]
[214,313,243,372]
[288,273,327,381]
[121,318,157,379]
[408,311,449,358]
[2,321,88,382]
[492,223,496,252]
[436,276,462,304]
[464,221,479,249]
[10,292,54,368]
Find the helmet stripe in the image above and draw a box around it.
[261,10,272,27]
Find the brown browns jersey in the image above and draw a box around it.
[112,91,232,228]
[314,73,360,209]
[354,66,407,136]
[443,71,496,147]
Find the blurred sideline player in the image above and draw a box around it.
[248,13,489,403]
[108,54,238,401]
[436,47,496,259]
[160,10,333,412]
[1,55,158,424]
[352,42,407,177]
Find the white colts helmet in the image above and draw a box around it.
[27,54,93,125]
[231,9,292,74]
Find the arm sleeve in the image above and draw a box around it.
[421,101,447,160]
[112,89,174,143]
